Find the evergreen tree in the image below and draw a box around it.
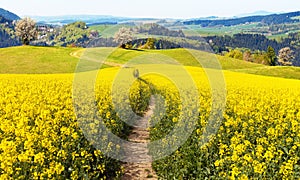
[267,46,276,66]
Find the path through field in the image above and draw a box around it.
[121,96,157,180]
[70,49,123,67]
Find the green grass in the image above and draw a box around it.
[1,46,299,80]
[105,48,263,69]
[267,30,300,41]
[0,46,79,74]
[267,33,289,41]
[105,48,300,80]
[231,66,300,80]
[106,48,200,66]
[184,23,300,42]
[184,23,259,37]
[0,46,111,74]
[89,24,132,38]
[89,24,114,33]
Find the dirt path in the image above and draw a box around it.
[70,49,123,67]
[70,49,85,59]
[121,96,158,180]
[72,49,156,178]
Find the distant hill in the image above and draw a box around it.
[0,8,20,21]
[32,15,158,25]
[236,11,275,18]
[0,15,12,24]
[183,11,300,26]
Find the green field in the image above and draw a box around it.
[268,33,289,41]
[0,46,112,74]
[0,46,79,74]
[184,23,300,41]
[107,48,300,80]
[1,46,300,80]
[268,30,300,41]
[184,23,259,37]
[0,46,259,73]
[231,66,300,80]
[89,24,132,38]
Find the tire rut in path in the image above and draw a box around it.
[121,96,158,180]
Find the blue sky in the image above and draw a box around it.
[0,0,299,18]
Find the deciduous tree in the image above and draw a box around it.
[278,47,294,66]
[114,27,133,48]
[15,17,38,45]
[225,49,243,60]
[243,50,252,62]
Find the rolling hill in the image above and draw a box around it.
[0,46,79,74]
[31,15,157,25]
[0,46,299,80]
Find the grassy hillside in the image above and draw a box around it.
[95,48,300,80]
[184,23,259,37]
[0,46,78,74]
[231,66,300,80]
[105,48,263,69]
[0,46,111,74]
[0,46,299,80]
[89,24,131,37]
[71,47,300,79]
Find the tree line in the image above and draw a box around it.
[223,46,293,66]
[197,33,300,66]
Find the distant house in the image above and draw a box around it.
[89,30,99,39]
[36,25,55,40]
